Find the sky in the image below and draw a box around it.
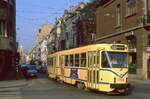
[16,0,90,53]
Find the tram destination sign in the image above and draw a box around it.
[111,45,126,50]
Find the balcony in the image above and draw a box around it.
[143,14,150,27]
[146,46,150,52]
[0,37,14,50]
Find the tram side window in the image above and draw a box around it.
[47,57,53,67]
[89,53,93,67]
[81,53,86,67]
[70,55,74,66]
[65,55,69,66]
[93,53,96,66]
[97,52,100,65]
[101,52,110,68]
[75,54,79,67]
[59,56,63,66]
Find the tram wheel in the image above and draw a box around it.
[77,82,85,89]
[59,80,64,84]
[56,78,64,84]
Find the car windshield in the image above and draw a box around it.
[27,65,36,70]
[102,51,128,68]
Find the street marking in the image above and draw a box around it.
[0,87,22,99]
[0,96,22,99]
[0,91,21,95]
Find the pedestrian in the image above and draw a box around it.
[22,67,29,80]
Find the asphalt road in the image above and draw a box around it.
[20,74,150,99]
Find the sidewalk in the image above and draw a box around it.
[0,80,27,88]
[129,74,150,85]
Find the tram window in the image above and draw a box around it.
[75,54,79,67]
[47,57,53,67]
[88,53,92,67]
[81,53,86,67]
[65,55,69,66]
[93,52,97,67]
[93,55,96,66]
[93,71,96,83]
[59,56,63,66]
[70,55,73,66]
[97,52,100,65]
[54,57,56,67]
[101,52,110,68]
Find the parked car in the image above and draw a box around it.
[26,65,38,77]
[38,66,47,74]
[20,64,28,79]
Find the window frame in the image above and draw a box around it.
[88,51,99,67]
[116,3,121,26]
[65,55,69,67]
[80,53,86,67]
[75,54,80,67]
[70,54,74,67]
[47,57,53,67]
[126,0,137,16]
[0,20,6,37]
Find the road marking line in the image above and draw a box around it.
[0,96,22,99]
[0,92,21,95]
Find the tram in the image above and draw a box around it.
[47,44,130,94]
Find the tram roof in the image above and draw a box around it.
[49,43,128,56]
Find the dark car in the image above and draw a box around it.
[38,66,47,74]
[26,65,38,77]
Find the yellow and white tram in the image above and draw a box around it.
[47,44,130,94]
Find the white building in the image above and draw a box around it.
[18,45,27,64]
[40,39,48,65]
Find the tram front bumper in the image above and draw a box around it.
[110,83,130,89]
[110,83,131,94]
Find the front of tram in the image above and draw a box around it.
[100,44,130,94]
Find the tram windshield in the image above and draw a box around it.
[102,51,128,68]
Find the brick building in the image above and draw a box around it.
[96,0,150,80]
[76,1,96,47]
[0,0,16,80]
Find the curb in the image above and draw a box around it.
[129,79,150,85]
[0,80,28,88]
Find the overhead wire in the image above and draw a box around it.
[16,10,63,15]
[17,0,88,51]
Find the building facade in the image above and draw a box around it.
[0,0,16,80]
[28,47,36,64]
[36,24,53,45]
[18,45,26,64]
[76,1,96,47]
[58,2,96,51]
[47,24,57,54]
[35,24,53,67]
[55,18,63,51]
[40,39,48,65]
[61,8,78,50]
[96,0,150,80]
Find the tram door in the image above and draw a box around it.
[87,51,99,89]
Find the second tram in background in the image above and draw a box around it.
[47,44,130,94]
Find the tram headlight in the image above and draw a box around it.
[114,77,116,83]
[126,78,128,83]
